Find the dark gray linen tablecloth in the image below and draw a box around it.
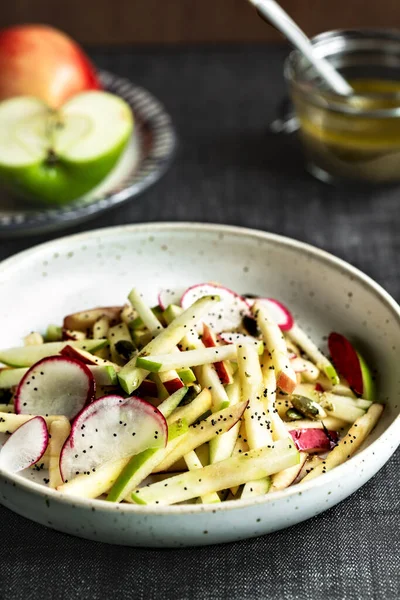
[0,45,399,600]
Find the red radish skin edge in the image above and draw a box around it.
[158,290,182,311]
[181,283,250,312]
[289,428,338,453]
[68,394,168,449]
[0,416,49,472]
[14,355,96,417]
[248,298,294,331]
[328,332,363,395]
[60,395,168,481]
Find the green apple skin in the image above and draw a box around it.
[0,135,130,205]
[357,351,376,401]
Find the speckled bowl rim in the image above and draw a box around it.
[0,222,399,515]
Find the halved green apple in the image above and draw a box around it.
[0,91,133,205]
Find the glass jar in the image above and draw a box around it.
[285,29,400,183]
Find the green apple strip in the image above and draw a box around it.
[136,345,236,373]
[269,452,308,492]
[44,324,63,342]
[209,376,242,464]
[0,339,108,368]
[121,304,136,327]
[157,386,188,417]
[319,393,369,423]
[108,322,135,365]
[287,324,339,385]
[301,403,384,482]
[195,365,230,411]
[291,357,320,382]
[128,288,164,334]
[49,417,71,489]
[237,344,271,450]
[118,295,220,393]
[154,400,249,472]
[262,360,290,442]
[186,328,230,412]
[0,367,28,388]
[131,440,300,505]
[130,297,197,392]
[0,412,69,434]
[237,344,273,497]
[230,420,249,495]
[183,451,221,504]
[241,476,271,498]
[285,417,349,431]
[59,457,133,498]
[262,355,304,490]
[253,301,297,394]
[92,315,110,340]
[167,388,212,426]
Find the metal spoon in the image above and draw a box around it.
[247,0,353,96]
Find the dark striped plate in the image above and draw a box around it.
[0,71,177,237]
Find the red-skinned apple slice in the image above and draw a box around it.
[246,298,294,331]
[289,428,338,453]
[181,283,249,333]
[0,416,48,472]
[60,344,115,367]
[160,375,185,394]
[63,306,122,331]
[328,332,375,399]
[14,356,95,420]
[136,379,159,398]
[60,395,167,482]
[202,323,233,385]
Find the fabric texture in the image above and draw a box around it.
[0,45,399,600]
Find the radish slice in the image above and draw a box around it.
[14,356,95,420]
[247,298,293,331]
[0,416,48,472]
[60,395,167,482]
[328,332,363,395]
[218,332,264,354]
[181,283,249,333]
[289,428,338,453]
[158,289,182,311]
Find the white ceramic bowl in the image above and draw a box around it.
[0,223,399,547]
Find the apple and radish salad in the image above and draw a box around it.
[0,283,383,505]
[0,24,133,205]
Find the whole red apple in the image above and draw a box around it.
[0,24,101,107]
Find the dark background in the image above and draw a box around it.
[1,0,400,45]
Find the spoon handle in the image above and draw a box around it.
[248,0,353,96]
